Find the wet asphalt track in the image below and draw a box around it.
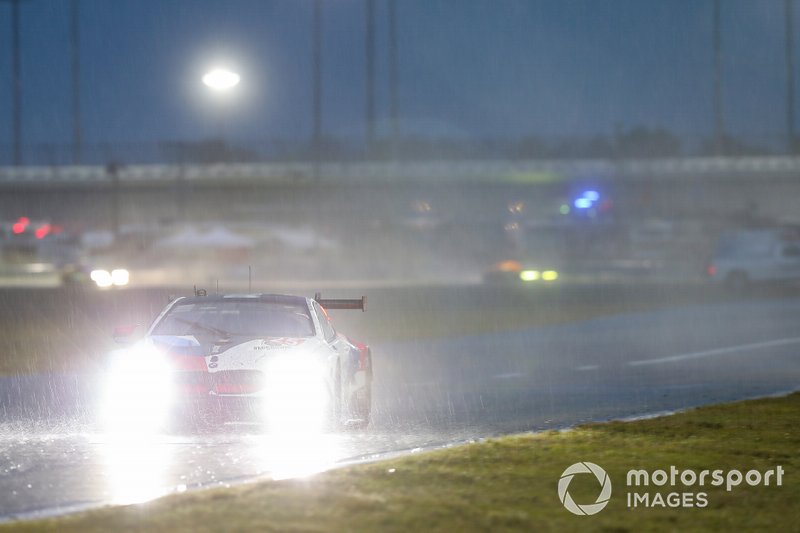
[0,297,799,520]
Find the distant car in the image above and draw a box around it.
[707,228,800,287]
[103,292,372,432]
[483,259,560,284]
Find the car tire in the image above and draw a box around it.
[325,363,343,430]
[349,351,372,429]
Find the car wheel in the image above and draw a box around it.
[326,363,343,430]
[349,352,372,429]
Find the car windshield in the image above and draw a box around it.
[151,301,314,338]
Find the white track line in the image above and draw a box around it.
[493,372,526,380]
[628,337,800,367]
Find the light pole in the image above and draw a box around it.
[786,0,796,153]
[388,0,399,152]
[71,0,82,164]
[202,68,241,91]
[712,0,725,155]
[313,0,322,178]
[202,68,240,157]
[1,0,26,165]
[365,0,376,151]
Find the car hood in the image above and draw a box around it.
[148,334,329,372]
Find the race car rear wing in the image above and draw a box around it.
[314,293,367,312]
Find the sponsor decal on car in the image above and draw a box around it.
[254,338,306,350]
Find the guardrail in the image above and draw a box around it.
[0,156,798,186]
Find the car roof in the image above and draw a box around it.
[174,293,309,306]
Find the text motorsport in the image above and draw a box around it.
[626,465,785,509]
[558,462,785,515]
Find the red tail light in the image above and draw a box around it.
[35,224,51,239]
[707,265,717,276]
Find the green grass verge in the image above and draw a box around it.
[7,393,798,532]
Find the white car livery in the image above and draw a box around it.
[104,292,372,431]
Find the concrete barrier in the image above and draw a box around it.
[0,156,799,187]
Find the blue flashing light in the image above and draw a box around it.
[574,198,592,209]
[582,190,600,202]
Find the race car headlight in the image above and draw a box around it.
[519,269,558,281]
[265,356,327,382]
[262,355,329,433]
[91,268,130,288]
[111,269,130,286]
[101,343,173,433]
[91,269,113,288]
[542,270,559,281]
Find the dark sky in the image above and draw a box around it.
[0,0,795,148]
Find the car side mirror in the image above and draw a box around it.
[113,324,141,344]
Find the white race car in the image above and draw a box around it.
[104,291,372,432]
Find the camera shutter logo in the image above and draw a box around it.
[558,462,612,515]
